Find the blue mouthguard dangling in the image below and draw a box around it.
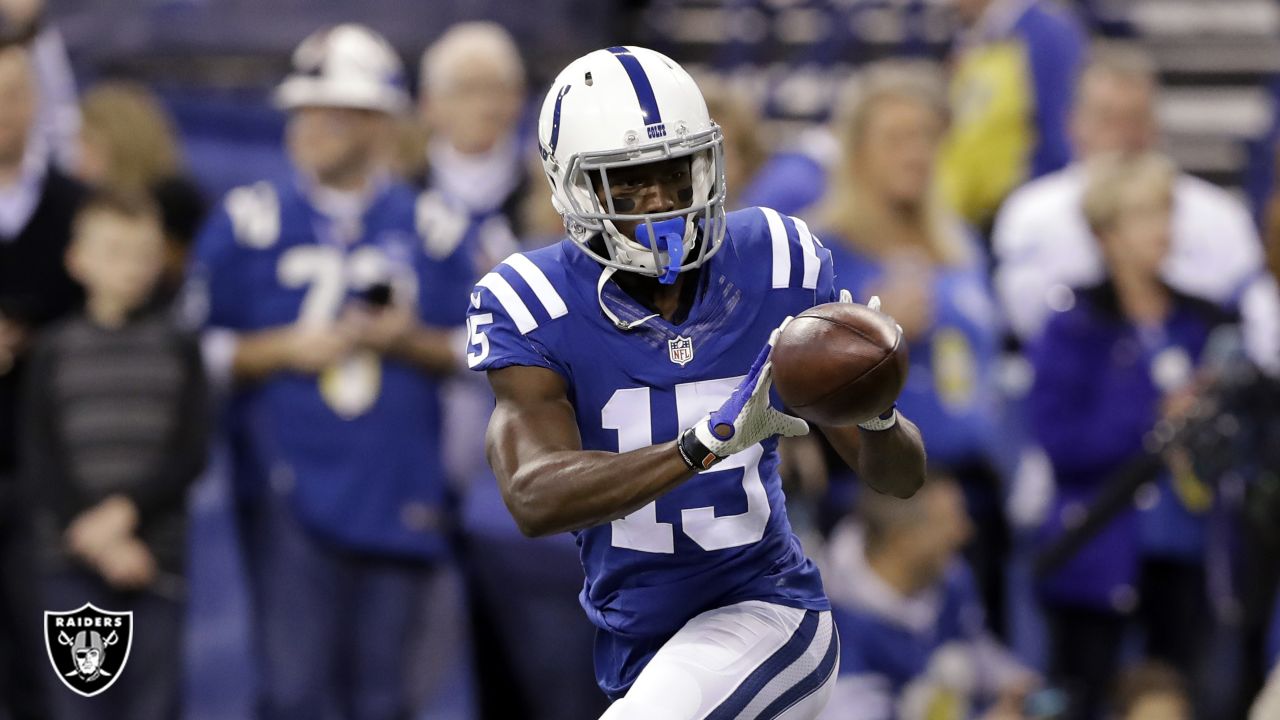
[635,217,687,285]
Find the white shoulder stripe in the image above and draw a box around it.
[792,216,821,290]
[477,272,538,334]
[503,254,568,320]
[761,207,791,289]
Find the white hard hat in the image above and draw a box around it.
[275,24,409,114]
[538,46,726,280]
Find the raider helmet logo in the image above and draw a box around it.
[44,603,133,697]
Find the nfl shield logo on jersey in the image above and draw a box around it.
[668,335,694,366]
[45,604,133,697]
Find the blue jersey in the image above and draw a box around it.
[190,177,472,559]
[466,207,834,697]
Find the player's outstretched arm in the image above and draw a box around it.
[486,364,696,537]
[814,295,926,498]
[819,412,926,499]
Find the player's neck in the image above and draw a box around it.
[592,234,702,323]
[613,269,696,323]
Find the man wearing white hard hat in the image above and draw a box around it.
[187,24,472,719]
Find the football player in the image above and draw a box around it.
[466,47,927,719]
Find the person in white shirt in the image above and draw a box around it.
[992,47,1264,343]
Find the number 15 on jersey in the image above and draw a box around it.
[602,377,770,555]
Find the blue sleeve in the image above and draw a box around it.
[1022,5,1087,178]
[759,208,839,305]
[814,241,838,305]
[464,275,567,379]
[1026,310,1151,478]
[187,204,251,330]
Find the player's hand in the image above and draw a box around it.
[65,495,138,561]
[685,319,809,468]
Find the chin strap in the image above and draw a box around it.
[596,266,658,332]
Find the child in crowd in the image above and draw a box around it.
[22,190,207,720]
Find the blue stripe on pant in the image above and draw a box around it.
[705,610,825,720]
[757,624,839,720]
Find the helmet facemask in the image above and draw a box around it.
[547,124,727,282]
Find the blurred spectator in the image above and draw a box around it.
[700,83,767,210]
[993,48,1264,343]
[78,82,182,196]
[1241,148,1280,377]
[0,0,81,172]
[187,24,472,719]
[22,191,206,720]
[78,82,208,302]
[1268,149,1280,281]
[820,473,1037,720]
[417,21,527,272]
[735,126,834,218]
[1111,662,1192,720]
[938,0,1087,233]
[1027,153,1235,719]
[817,63,1007,630]
[0,41,84,720]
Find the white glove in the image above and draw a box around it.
[677,319,809,470]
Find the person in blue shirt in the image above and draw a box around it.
[187,25,471,720]
[814,63,1007,632]
[467,46,927,719]
[1027,153,1236,720]
[820,472,1036,720]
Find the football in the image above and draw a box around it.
[771,302,909,426]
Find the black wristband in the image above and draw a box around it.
[677,427,722,471]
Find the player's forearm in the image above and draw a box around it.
[230,327,295,381]
[858,415,926,498]
[492,432,694,537]
[823,415,927,499]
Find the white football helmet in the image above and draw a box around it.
[538,46,726,280]
[275,24,409,115]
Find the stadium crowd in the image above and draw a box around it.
[0,0,1279,719]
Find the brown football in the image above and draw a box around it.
[771,302,909,426]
